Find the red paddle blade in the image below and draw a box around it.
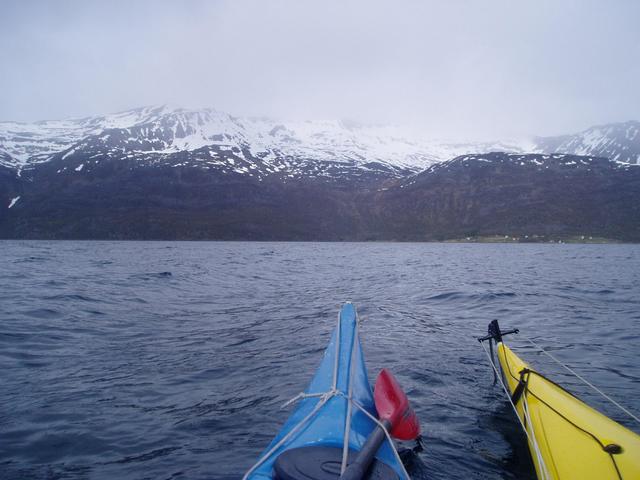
[374,368,421,441]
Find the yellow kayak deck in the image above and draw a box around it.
[496,343,640,480]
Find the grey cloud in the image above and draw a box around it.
[0,0,638,140]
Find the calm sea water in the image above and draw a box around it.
[1,241,639,480]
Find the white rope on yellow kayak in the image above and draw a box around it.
[479,340,550,480]
[524,337,640,425]
[521,390,551,480]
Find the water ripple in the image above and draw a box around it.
[0,241,638,480]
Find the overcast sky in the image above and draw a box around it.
[1,0,638,139]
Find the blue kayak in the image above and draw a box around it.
[243,303,409,480]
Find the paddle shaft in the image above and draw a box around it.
[339,419,391,480]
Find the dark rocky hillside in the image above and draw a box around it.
[369,153,640,241]
[2,152,639,241]
[2,107,639,241]
[0,154,384,240]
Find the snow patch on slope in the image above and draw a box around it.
[2,106,638,177]
[0,106,532,173]
[8,196,20,209]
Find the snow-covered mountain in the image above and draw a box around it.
[0,107,168,169]
[1,106,638,182]
[534,121,640,164]
[0,105,527,177]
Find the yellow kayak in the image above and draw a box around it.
[487,326,640,480]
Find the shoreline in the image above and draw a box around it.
[0,236,633,244]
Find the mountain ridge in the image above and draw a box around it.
[1,107,639,241]
[1,151,638,241]
[3,105,637,178]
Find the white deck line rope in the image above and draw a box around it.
[243,311,346,479]
[242,391,335,480]
[522,389,551,480]
[244,308,411,479]
[340,320,359,474]
[348,396,412,480]
[524,337,640,425]
[281,391,325,408]
[479,340,551,478]
[332,307,342,391]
